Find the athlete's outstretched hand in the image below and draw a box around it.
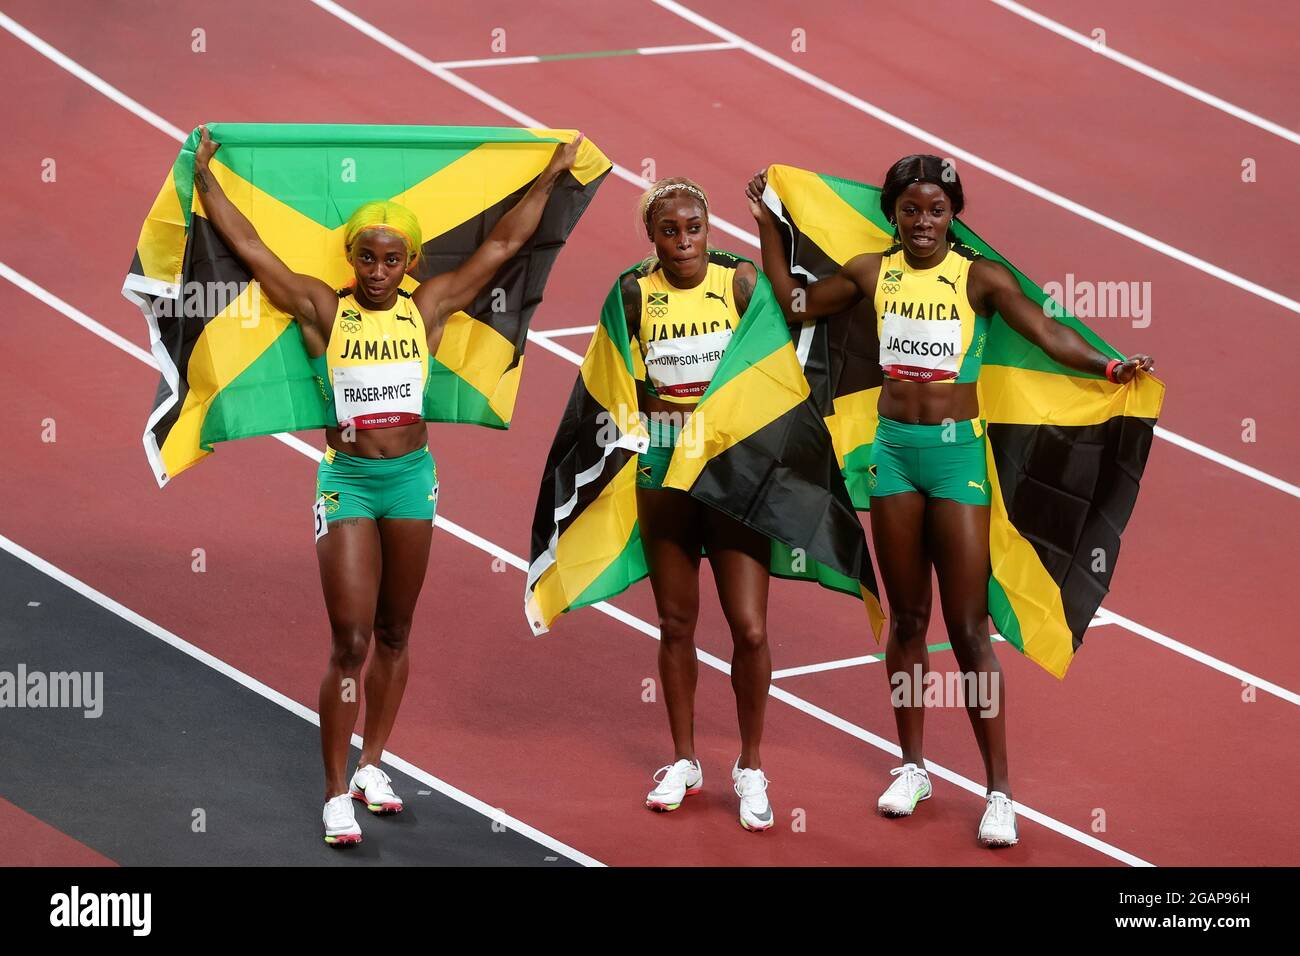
[1113,353,1155,383]
[543,133,584,178]
[745,169,770,221]
[195,124,220,168]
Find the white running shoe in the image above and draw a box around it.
[732,759,774,832]
[645,758,703,811]
[323,793,362,846]
[877,763,932,817]
[978,791,1019,847]
[349,764,404,815]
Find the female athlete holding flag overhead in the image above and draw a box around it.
[748,156,1153,846]
[192,125,581,846]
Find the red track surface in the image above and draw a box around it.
[1,0,1296,866]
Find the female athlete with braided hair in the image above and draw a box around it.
[628,178,775,832]
[193,125,581,846]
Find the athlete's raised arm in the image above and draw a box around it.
[414,135,583,330]
[745,169,875,322]
[970,259,1154,383]
[192,126,336,340]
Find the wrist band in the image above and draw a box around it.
[1105,359,1122,383]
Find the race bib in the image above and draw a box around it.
[333,360,423,429]
[879,312,962,382]
[644,329,733,399]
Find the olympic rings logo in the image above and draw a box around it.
[339,318,362,334]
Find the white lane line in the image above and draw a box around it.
[1154,425,1300,500]
[0,10,186,142]
[432,41,737,69]
[0,530,602,867]
[433,55,541,69]
[648,0,1300,316]
[986,0,1300,147]
[531,324,597,339]
[525,332,587,369]
[772,618,1107,679]
[639,40,737,56]
[1095,608,1300,706]
[5,261,1147,868]
[305,0,761,251]
[759,682,1151,866]
[301,0,1300,501]
[525,329,586,366]
[11,1,1286,506]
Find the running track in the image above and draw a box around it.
[0,0,1296,866]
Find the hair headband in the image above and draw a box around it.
[644,183,708,222]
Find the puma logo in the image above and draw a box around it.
[704,291,728,307]
[967,479,988,492]
[396,312,416,326]
[937,275,959,295]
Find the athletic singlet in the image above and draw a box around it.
[632,251,744,405]
[872,243,988,384]
[310,282,429,429]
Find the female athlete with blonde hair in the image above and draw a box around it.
[627,177,775,832]
[192,125,581,846]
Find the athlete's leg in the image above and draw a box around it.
[317,518,383,800]
[870,492,933,766]
[637,486,704,762]
[926,498,1009,797]
[358,517,433,768]
[703,508,772,770]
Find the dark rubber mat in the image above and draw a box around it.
[0,549,579,866]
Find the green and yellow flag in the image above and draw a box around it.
[122,123,610,486]
[763,164,1165,677]
[525,252,884,638]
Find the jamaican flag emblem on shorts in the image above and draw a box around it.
[647,292,669,318]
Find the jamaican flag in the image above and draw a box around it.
[122,124,610,486]
[525,253,884,638]
[762,164,1165,678]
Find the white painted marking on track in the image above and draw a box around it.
[0,10,186,142]
[427,41,737,69]
[1154,425,1300,500]
[0,531,603,867]
[530,324,597,339]
[306,0,762,252]
[771,618,1109,679]
[648,0,1300,316]
[985,0,1300,146]
[637,41,738,56]
[760,681,1152,866]
[3,259,1155,869]
[524,330,585,366]
[1094,608,1300,706]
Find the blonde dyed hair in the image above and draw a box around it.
[637,178,710,272]
[343,200,423,269]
